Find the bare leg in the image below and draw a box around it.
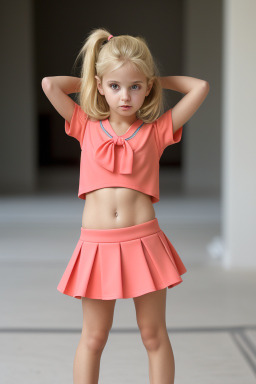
[133,288,175,384]
[73,332,105,384]
[146,328,175,384]
[73,297,116,384]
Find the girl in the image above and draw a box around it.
[42,28,209,384]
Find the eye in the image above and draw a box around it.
[110,83,119,90]
[131,84,140,90]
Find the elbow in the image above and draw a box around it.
[201,80,210,96]
[41,77,52,92]
[202,80,210,91]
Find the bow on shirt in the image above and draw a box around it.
[94,135,134,174]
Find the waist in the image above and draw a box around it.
[80,217,160,242]
[82,187,156,229]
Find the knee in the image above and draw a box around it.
[139,326,165,351]
[81,329,110,353]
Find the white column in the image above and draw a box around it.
[222,0,256,268]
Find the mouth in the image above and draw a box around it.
[120,105,131,109]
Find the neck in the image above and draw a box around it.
[108,110,138,127]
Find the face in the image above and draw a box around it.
[95,62,153,119]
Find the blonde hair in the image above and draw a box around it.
[73,28,164,123]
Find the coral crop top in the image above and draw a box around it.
[65,102,183,204]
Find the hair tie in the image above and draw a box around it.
[108,35,114,41]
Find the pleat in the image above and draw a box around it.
[158,231,187,275]
[120,238,159,297]
[73,242,99,298]
[57,241,98,299]
[141,232,184,289]
[56,239,83,295]
[97,242,123,299]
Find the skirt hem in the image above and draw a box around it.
[57,272,186,300]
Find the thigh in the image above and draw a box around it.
[81,297,117,335]
[133,288,167,329]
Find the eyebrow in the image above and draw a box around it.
[107,80,144,84]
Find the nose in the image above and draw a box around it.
[121,88,130,102]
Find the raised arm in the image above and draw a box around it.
[159,76,210,134]
[41,76,82,123]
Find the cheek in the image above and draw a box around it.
[135,92,146,102]
[103,91,113,103]
[105,90,116,99]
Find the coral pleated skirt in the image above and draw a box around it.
[57,218,187,300]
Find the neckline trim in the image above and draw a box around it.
[100,119,144,140]
[101,118,144,138]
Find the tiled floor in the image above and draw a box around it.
[0,183,255,383]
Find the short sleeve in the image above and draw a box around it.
[65,102,89,148]
[154,108,183,156]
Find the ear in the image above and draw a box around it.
[146,80,153,96]
[95,75,105,95]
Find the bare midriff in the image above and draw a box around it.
[81,187,156,229]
